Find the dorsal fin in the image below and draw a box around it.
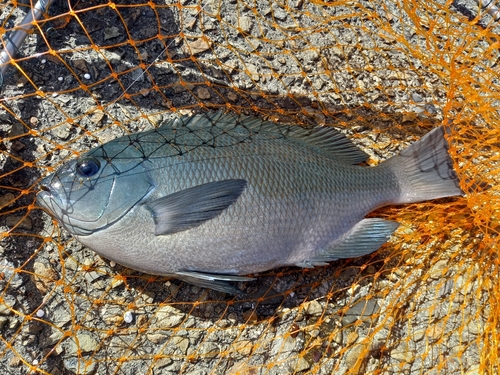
[286,125,369,164]
[170,111,369,164]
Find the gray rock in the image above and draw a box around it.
[52,124,71,140]
[293,357,311,372]
[8,121,25,137]
[341,298,380,326]
[304,300,323,316]
[467,320,481,336]
[67,333,98,354]
[429,260,448,279]
[467,365,481,375]
[197,87,211,99]
[272,6,288,21]
[84,271,101,284]
[0,263,23,290]
[0,193,15,209]
[152,357,173,370]
[239,16,252,33]
[130,68,144,82]
[245,63,259,82]
[411,92,423,102]
[188,369,208,375]
[231,340,253,356]
[0,293,15,315]
[52,313,72,330]
[45,329,65,347]
[0,316,8,330]
[172,336,190,354]
[33,262,57,293]
[186,38,211,55]
[5,214,32,230]
[153,305,185,328]
[147,332,168,344]
[103,26,121,40]
[390,348,412,362]
[345,343,365,368]
[63,357,97,375]
[164,360,181,373]
[333,329,343,345]
[198,341,220,359]
[270,335,296,358]
[424,103,438,115]
[7,317,19,330]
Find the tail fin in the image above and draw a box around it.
[384,126,463,204]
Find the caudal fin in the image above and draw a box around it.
[384,126,463,204]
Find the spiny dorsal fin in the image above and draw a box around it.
[170,112,369,164]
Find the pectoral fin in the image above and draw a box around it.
[175,270,255,294]
[147,179,247,236]
[299,218,400,266]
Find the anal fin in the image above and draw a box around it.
[174,270,255,294]
[301,218,400,265]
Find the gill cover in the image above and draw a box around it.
[38,139,154,236]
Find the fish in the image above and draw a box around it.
[37,111,463,294]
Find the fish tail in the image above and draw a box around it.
[384,126,463,204]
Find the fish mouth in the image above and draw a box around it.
[36,187,55,209]
[36,175,62,209]
[35,174,112,237]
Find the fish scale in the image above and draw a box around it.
[37,111,463,293]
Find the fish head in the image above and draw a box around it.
[37,142,155,236]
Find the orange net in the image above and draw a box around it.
[0,0,498,374]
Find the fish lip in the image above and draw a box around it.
[36,185,95,236]
[36,188,54,202]
[36,175,61,205]
[36,187,56,209]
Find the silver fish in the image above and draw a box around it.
[37,112,462,293]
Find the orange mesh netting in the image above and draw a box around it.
[0,0,498,374]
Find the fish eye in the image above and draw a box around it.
[76,157,101,178]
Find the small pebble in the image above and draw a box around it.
[347,283,360,296]
[58,77,63,81]
[304,300,323,316]
[83,73,91,80]
[32,359,39,366]
[242,310,258,323]
[227,312,238,324]
[36,309,45,318]
[41,59,46,64]
[110,261,116,267]
[123,311,133,324]
[411,92,423,102]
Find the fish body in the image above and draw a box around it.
[37,112,462,293]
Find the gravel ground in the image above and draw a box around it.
[0,0,495,374]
